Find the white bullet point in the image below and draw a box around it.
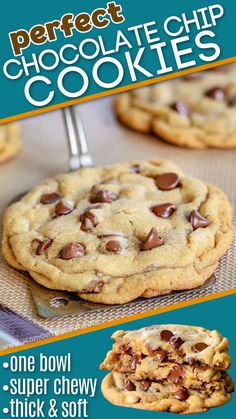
[3,408,9,414]
[3,385,9,391]
[3,362,9,369]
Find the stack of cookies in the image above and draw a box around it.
[101,325,234,414]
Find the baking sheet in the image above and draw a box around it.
[0,97,235,341]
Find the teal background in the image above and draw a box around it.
[0,294,235,418]
[0,0,235,119]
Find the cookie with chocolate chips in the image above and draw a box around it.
[115,63,236,148]
[0,123,21,164]
[100,325,234,414]
[2,160,233,303]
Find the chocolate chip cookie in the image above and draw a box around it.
[101,325,234,414]
[115,64,236,148]
[0,123,21,163]
[2,160,233,304]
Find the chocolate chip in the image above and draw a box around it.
[140,227,164,251]
[146,345,155,356]
[55,202,73,216]
[154,349,167,362]
[151,203,176,218]
[59,242,85,259]
[40,193,62,205]
[173,388,189,401]
[121,344,132,355]
[104,240,121,254]
[130,354,141,371]
[228,96,236,107]
[141,380,151,391]
[160,329,174,342]
[123,380,136,391]
[80,210,98,232]
[188,357,197,366]
[155,173,180,191]
[131,165,140,173]
[170,101,190,117]
[170,336,184,349]
[205,87,226,101]
[167,365,184,385]
[189,210,210,230]
[90,190,118,203]
[193,342,209,353]
[35,239,52,255]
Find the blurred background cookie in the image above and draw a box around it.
[115,64,236,149]
[0,123,21,164]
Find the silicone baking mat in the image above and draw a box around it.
[0,97,235,342]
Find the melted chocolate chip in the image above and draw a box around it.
[123,380,136,391]
[189,210,210,230]
[59,242,85,259]
[205,87,226,101]
[160,330,174,342]
[167,365,184,385]
[55,202,73,216]
[170,336,184,349]
[146,345,155,356]
[80,210,98,232]
[151,203,176,218]
[130,354,141,371]
[80,281,104,294]
[140,227,164,251]
[35,239,52,255]
[141,380,151,391]
[193,342,209,353]
[170,101,190,117]
[121,344,132,355]
[154,349,167,362]
[155,173,180,191]
[104,240,121,254]
[40,193,62,205]
[173,388,189,401]
[90,190,118,203]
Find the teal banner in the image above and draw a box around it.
[0,0,235,121]
[0,294,235,418]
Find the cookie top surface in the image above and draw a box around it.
[0,123,21,163]
[2,160,233,302]
[115,64,236,148]
[111,324,230,369]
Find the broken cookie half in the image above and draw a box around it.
[100,325,234,414]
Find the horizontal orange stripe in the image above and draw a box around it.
[1,56,236,125]
[1,287,235,356]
